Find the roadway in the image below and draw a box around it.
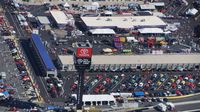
[141,94,200,112]
[0,1,73,106]
[0,0,51,104]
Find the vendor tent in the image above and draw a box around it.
[126,37,138,42]
[138,28,164,34]
[104,11,113,16]
[63,2,70,8]
[92,2,100,8]
[186,8,198,16]
[89,29,115,35]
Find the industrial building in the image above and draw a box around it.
[58,54,200,71]
[81,16,167,30]
[50,10,75,29]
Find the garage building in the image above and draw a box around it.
[58,54,200,71]
[72,94,116,106]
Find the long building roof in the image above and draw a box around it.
[32,34,56,70]
[81,16,166,29]
[59,54,200,65]
[50,10,69,24]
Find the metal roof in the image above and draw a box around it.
[37,16,50,25]
[31,34,56,71]
[59,54,200,65]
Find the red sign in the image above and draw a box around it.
[76,48,92,58]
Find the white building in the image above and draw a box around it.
[50,10,75,29]
[58,54,200,71]
[37,16,51,30]
[71,94,116,106]
[81,16,167,29]
[139,4,156,10]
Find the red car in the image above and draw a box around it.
[178,76,183,80]
[106,78,111,83]
[172,83,176,89]
[96,75,103,79]
[94,88,100,93]
[15,60,24,66]
[176,90,183,96]
[70,83,77,91]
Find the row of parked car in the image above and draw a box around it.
[70,72,200,98]
[121,73,200,97]
[45,77,64,98]
[70,74,124,94]
[5,38,37,100]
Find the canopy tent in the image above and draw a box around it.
[138,28,164,34]
[140,4,156,10]
[92,2,100,8]
[89,28,116,35]
[149,2,165,7]
[186,8,198,16]
[153,12,166,18]
[104,11,113,15]
[102,48,113,53]
[62,2,70,8]
[126,37,139,42]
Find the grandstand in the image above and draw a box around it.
[31,34,57,77]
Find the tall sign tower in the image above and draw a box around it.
[74,42,92,111]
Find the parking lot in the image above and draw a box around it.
[68,71,200,97]
[1,1,200,111]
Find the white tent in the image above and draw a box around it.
[140,4,156,10]
[104,11,113,15]
[0,93,4,96]
[103,48,113,53]
[63,2,70,8]
[89,28,116,35]
[138,28,164,34]
[72,94,116,106]
[166,24,178,32]
[186,8,198,16]
[92,2,99,8]
[153,12,166,18]
[84,5,98,10]
[149,2,165,7]
[126,37,138,42]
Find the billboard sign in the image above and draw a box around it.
[76,48,92,58]
[75,58,91,66]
